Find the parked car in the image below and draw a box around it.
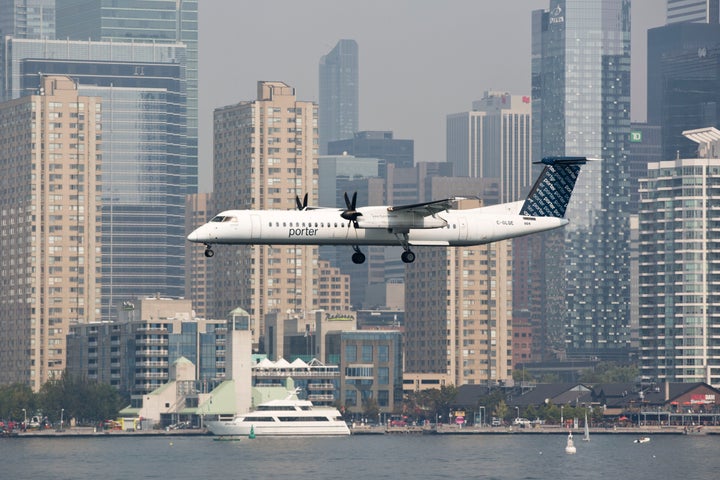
[491,417,503,427]
[513,417,531,426]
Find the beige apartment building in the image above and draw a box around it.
[405,201,512,385]
[0,75,102,390]
[185,192,212,319]
[211,81,318,348]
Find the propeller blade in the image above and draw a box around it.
[295,193,309,210]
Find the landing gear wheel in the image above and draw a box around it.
[401,250,415,263]
[204,248,215,258]
[352,251,366,264]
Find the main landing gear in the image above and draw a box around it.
[349,237,416,264]
[351,246,366,264]
[204,244,215,258]
[396,232,415,263]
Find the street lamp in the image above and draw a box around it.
[60,408,64,431]
[561,405,564,426]
[515,406,520,420]
[22,408,27,427]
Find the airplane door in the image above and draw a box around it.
[250,214,261,240]
[459,216,468,241]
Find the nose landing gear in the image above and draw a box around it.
[204,244,215,258]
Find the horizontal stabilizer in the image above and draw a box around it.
[519,157,587,218]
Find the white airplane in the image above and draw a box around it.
[188,156,587,264]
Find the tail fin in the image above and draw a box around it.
[519,156,587,218]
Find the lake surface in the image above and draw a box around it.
[2,433,718,480]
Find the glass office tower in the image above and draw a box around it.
[55,0,198,187]
[531,0,632,359]
[319,39,359,154]
[0,0,55,38]
[3,38,188,319]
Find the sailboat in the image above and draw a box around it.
[565,430,577,454]
[582,412,590,442]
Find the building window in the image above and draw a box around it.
[378,345,389,363]
[362,345,373,362]
[378,390,389,407]
[346,344,356,362]
[378,367,389,385]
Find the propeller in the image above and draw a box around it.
[295,193,308,210]
[341,191,362,227]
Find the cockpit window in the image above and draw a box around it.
[210,215,237,223]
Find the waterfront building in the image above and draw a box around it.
[212,81,318,348]
[0,0,55,39]
[338,330,403,415]
[2,36,189,319]
[647,22,720,161]
[67,296,230,395]
[0,75,101,390]
[667,0,720,24]
[318,39,359,154]
[638,128,720,387]
[185,193,212,319]
[531,0,632,359]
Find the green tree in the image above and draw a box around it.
[493,399,509,422]
[0,383,36,422]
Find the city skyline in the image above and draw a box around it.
[198,0,665,193]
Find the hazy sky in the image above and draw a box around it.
[198,0,666,193]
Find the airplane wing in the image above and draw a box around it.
[387,198,461,216]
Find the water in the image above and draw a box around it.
[2,433,718,480]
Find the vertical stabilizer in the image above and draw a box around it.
[519,157,587,218]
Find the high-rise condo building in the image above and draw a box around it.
[186,193,212,319]
[212,81,318,348]
[667,0,720,24]
[638,128,720,386]
[404,200,512,385]
[0,75,102,390]
[2,37,189,318]
[532,0,632,359]
[318,39,359,155]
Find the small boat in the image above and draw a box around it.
[633,437,650,444]
[582,413,590,442]
[565,431,577,454]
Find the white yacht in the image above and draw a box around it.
[206,392,350,437]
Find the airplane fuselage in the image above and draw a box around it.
[187,202,569,248]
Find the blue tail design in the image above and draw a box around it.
[519,157,587,218]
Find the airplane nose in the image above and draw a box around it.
[187,228,199,242]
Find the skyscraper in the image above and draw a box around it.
[667,0,720,24]
[0,0,55,38]
[638,128,720,386]
[212,81,318,347]
[0,75,101,390]
[446,91,533,203]
[318,39,358,155]
[2,37,189,318]
[647,22,720,160]
[55,0,198,175]
[532,0,632,359]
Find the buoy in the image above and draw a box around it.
[248,425,256,439]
